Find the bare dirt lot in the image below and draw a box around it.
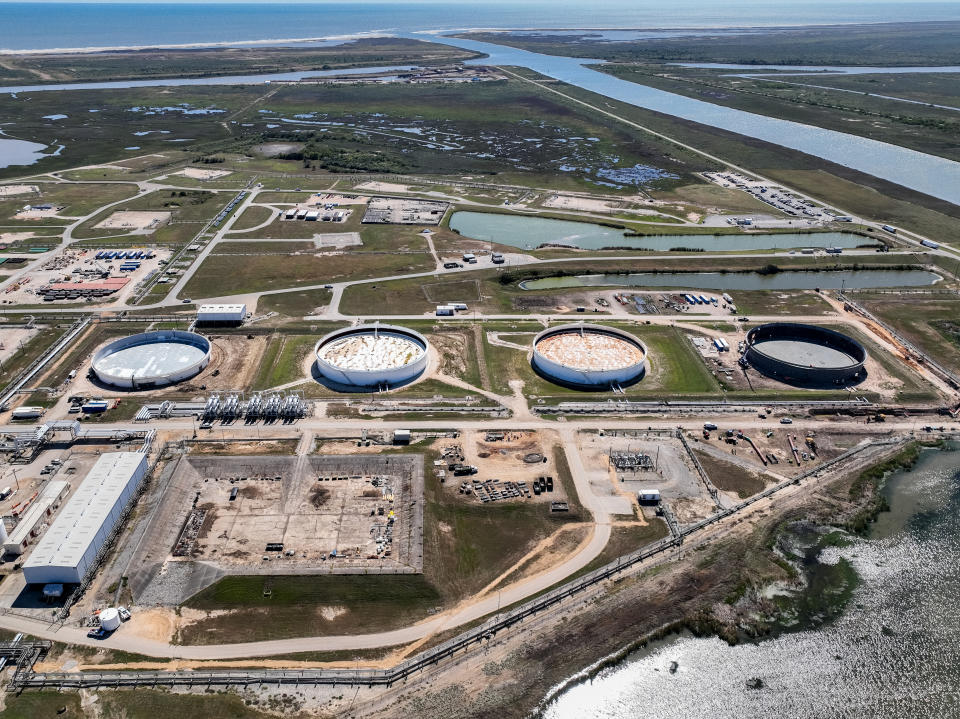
[0,325,39,364]
[362,197,449,225]
[0,231,42,242]
[542,194,621,213]
[354,182,412,194]
[143,453,423,578]
[0,184,39,197]
[178,167,232,180]
[93,210,171,232]
[434,430,567,506]
[579,430,705,516]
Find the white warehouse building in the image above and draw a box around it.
[22,453,148,585]
[196,303,247,325]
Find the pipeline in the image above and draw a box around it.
[788,435,801,464]
[744,435,768,466]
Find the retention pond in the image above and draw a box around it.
[519,269,940,292]
[449,211,871,252]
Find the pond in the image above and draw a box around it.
[449,211,872,252]
[0,135,55,169]
[519,269,940,292]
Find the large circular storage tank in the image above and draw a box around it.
[744,322,867,385]
[91,330,211,389]
[532,323,647,388]
[314,323,429,388]
[98,608,121,631]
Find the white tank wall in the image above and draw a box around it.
[91,330,211,389]
[99,608,121,631]
[531,324,647,387]
[314,325,429,388]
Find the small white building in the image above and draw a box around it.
[637,489,661,504]
[435,305,455,316]
[3,481,69,556]
[22,453,147,585]
[196,303,247,325]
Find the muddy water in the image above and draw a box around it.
[541,444,960,719]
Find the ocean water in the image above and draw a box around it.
[3,2,960,52]
[542,445,960,719]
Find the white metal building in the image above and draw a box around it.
[3,481,69,556]
[22,453,147,585]
[196,303,246,325]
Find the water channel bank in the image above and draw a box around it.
[541,442,960,719]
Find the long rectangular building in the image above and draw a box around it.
[3,481,69,556]
[196,303,246,325]
[22,453,147,585]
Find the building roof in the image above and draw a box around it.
[23,453,146,572]
[5,481,68,546]
[49,278,129,291]
[197,303,247,314]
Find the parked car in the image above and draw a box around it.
[780,418,794,425]
[118,606,131,622]
[86,628,108,639]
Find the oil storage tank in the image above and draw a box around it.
[314,323,429,388]
[91,330,211,389]
[744,322,867,385]
[532,323,647,388]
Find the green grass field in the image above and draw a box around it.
[257,288,333,316]
[249,334,317,389]
[857,293,960,375]
[0,181,137,227]
[181,573,442,644]
[182,250,434,297]
[225,205,276,231]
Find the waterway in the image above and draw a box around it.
[0,65,418,94]
[433,36,960,206]
[3,34,960,205]
[519,269,940,292]
[449,211,869,252]
[542,443,960,718]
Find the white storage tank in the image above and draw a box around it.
[314,323,429,389]
[91,330,211,389]
[532,323,647,388]
[99,607,121,632]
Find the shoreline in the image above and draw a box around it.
[0,32,394,56]
[0,19,950,56]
